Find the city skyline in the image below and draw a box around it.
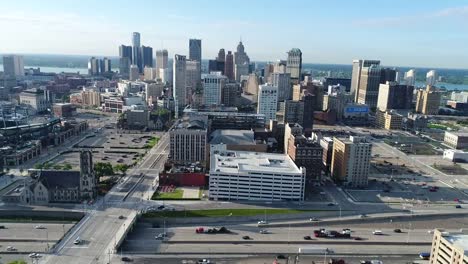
[1,0,468,69]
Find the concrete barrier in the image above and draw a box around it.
[0,210,84,221]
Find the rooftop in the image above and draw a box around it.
[445,233,468,254]
[209,130,255,145]
[211,150,302,175]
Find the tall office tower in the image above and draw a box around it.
[132,32,142,72]
[224,51,234,80]
[377,82,414,111]
[263,62,275,82]
[404,69,416,86]
[141,46,153,67]
[119,45,133,63]
[88,57,99,75]
[271,72,292,101]
[208,60,225,74]
[189,39,202,62]
[356,65,382,108]
[234,41,250,81]
[173,55,187,117]
[119,58,131,78]
[286,48,302,80]
[101,57,111,73]
[186,60,201,104]
[350,59,380,96]
[415,85,441,115]
[3,55,24,77]
[331,136,372,187]
[143,67,157,80]
[217,49,225,62]
[221,83,240,107]
[155,49,168,79]
[245,73,260,96]
[257,84,278,122]
[129,65,139,81]
[202,73,227,106]
[274,60,287,74]
[380,68,397,84]
[284,94,315,136]
[426,70,437,86]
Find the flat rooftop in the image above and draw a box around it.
[446,233,468,254]
[209,129,255,145]
[212,151,302,175]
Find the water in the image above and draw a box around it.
[415,81,468,91]
[0,65,116,74]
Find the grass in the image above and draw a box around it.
[152,188,184,200]
[143,208,326,218]
[144,137,160,149]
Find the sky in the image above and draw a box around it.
[1,0,468,69]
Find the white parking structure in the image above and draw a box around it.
[209,146,306,201]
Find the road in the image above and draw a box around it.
[41,132,169,264]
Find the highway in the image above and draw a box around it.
[41,132,169,264]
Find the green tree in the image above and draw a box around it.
[113,164,129,174]
[8,260,27,264]
[63,163,73,170]
[94,162,114,177]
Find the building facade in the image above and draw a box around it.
[271,72,292,101]
[202,73,227,106]
[257,84,278,123]
[173,54,187,116]
[189,39,202,62]
[356,65,382,108]
[444,131,468,149]
[2,55,24,77]
[209,145,306,201]
[429,230,468,264]
[132,32,142,72]
[19,88,53,113]
[170,118,207,164]
[331,136,372,187]
[350,59,380,97]
[155,49,168,79]
[224,51,235,81]
[377,82,414,111]
[286,48,302,80]
[415,85,441,115]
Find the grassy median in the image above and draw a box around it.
[143,208,325,218]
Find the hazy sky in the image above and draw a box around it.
[2,0,468,68]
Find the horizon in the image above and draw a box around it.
[2,0,468,69]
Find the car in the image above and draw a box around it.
[456,205,462,209]
[257,220,268,226]
[156,232,167,239]
[360,261,372,264]
[29,253,41,258]
[0,225,5,229]
[73,238,81,245]
[259,229,269,234]
[394,229,402,233]
[359,214,368,218]
[118,215,125,219]
[34,225,46,229]
[354,237,363,240]
[7,246,17,251]
[197,259,211,264]
[419,252,430,260]
[327,203,335,206]
[372,230,383,235]
[309,217,320,221]
[157,205,165,210]
[242,235,251,240]
[303,235,312,240]
[276,254,286,259]
[121,256,133,262]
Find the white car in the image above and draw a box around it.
[259,229,269,234]
[29,253,41,258]
[257,221,268,226]
[7,246,17,251]
[34,225,46,229]
[73,237,81,245]
[373,230,383,235]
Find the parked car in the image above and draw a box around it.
[7,246,17,251]
[0,225,6,229]
[372,230,383,235]
[309,217,320,222]
[303,235,312,240]
[276,254,286,259]
[259,230,269,234]
[242,236,251,240]
[456,205,462,209]
[34,225,46,229]
[121,256,133,262]
[394,229,402,233]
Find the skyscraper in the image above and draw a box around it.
[101,57,111,73]
[202,73,227,106]
[217,49,225,62]
[286,48,302,80]
[186,60,201,104]
[129,65,139,81]
[404,69,416,86]
[271,72,292,101]
[119,45,132,77]
[234,41,250,81]
[257,84,278,122]
[350,59,380,96]
[132,32,142,72]
[156,49,168,79]
[224,51,234,80]
[141,46,153,67]
[356,65,382,108]
[88,57,99,75]
[426,70,437,86]
[173,55,187,117]
[380,68,397,84]
[415,85,441,115]
[189,39,202,62]
[2,55,24,77]
[377,82,414,111]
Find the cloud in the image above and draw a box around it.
[352,5,468,27]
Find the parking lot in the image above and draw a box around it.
[0,222,75,253]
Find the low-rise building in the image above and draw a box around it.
[444,131,468,149]
[209,145,306,201]
[375,110,403,130]
[402,113,428,132]
[53,103,75,118]
[126,109,149,128]
[19,88,53,113]
[170,117,208,165]
[429,230,468,264]
[443,149,468,163]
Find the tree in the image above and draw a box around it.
[113,164,129,174]
[94,162,114,177]
[8,260,27,264]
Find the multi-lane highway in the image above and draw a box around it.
[41,133,169,264]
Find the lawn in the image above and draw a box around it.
[143,208,326,218]
[144,137,160,149]
[152,188,184,199]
